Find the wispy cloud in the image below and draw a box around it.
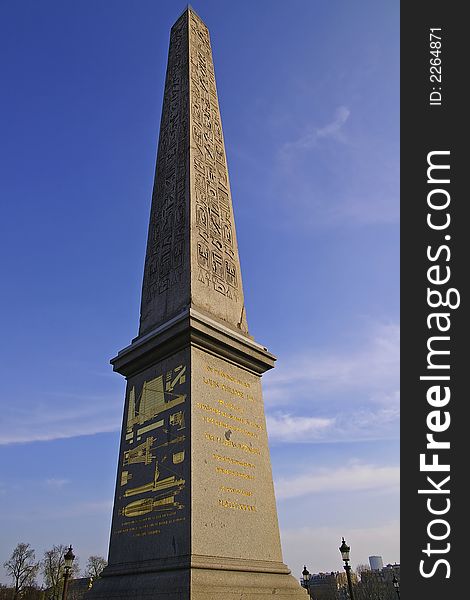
[266,408,399,444]
[267,414,334,443]
[265,322,399,400]
[275,462,399,500]
[268,101,399,228]
[281,106,351,158]
[0,499,113,522]
[0,393,122,445]
[44,478,70,489]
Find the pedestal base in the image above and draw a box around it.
[86,565,308,599]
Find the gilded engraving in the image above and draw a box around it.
[218,499,257,512]
[124,460,185,498]
[204,432,261,455]
[196,401,263,431]
[121,493,184,517]
[215,467,255,481]
[202,415,258,438]
[123,436,156,466]
[219,485,254,497]
[205,364,251,388]
[126,364,186,445]
[169,410,185,430]
[173,451,185,464]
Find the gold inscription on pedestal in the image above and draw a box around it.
[202,377,255,402]
[196,401,263,431]
[215,466,255,480]
[202,377,247,399]
[212,452,255,469]
[204,432,261,455]
[202,416,258,438]
[205,364,251,388]
[196,359,268,518]
[219,485,253,497]
[218,499,257,512]
[217,398,244,413]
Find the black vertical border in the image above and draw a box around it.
[401,2,466,598]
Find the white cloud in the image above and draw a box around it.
[262,322,399,443]
[275,462,399,500]
[267,414,334,442]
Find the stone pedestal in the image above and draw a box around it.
[87,7,306,599]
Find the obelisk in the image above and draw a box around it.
[88,8,307,599]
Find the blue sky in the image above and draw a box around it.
[0,0,399,583]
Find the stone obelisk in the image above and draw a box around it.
[88,8,306,599]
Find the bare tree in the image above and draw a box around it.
[3,542,40,600]
[84,555,107,579]
[42,544,80,600]
[0,584,12,600]
[355,564,370,578]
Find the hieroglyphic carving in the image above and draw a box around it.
[189,11,240,301]
[140,13,189,330]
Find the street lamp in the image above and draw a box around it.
[392,574,400,599]
[61,545,75,600]
[301,566,311,597]
[339,537,355,600]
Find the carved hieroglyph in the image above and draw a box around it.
[139,9,248,337]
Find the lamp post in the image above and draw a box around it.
[339,537,355,600]
[301,565,311,597]
[61,546,75,600]
[392,574,400,599]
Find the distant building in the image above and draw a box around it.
[382,562,400,582]
[300,562,400,600]
[301,570,356,600]
[369,555,384,571]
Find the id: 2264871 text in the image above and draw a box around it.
[429,28,442,106]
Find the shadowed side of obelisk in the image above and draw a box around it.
[87,7,307,599]
[138,10,191,337]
